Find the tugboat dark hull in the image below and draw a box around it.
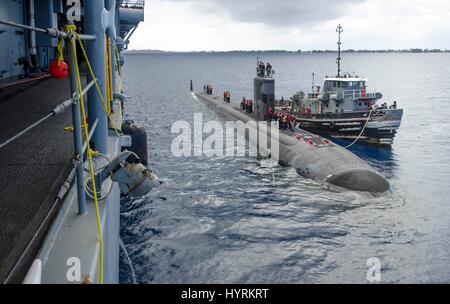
[294,108,403,146]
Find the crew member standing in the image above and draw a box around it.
[266,62,272,77]
[267,106,273,121]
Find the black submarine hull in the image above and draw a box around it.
[194,93,390,193]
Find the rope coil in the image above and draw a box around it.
[56,38,64,64]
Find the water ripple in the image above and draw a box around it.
[120,53,450,284]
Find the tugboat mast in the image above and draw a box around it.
[336,24,343,77]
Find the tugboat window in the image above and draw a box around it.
[359,102,362,106]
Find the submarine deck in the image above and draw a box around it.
[0,77,82,283]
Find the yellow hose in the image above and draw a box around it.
[68,28,104,284]
[106,37,113,114]
[74,33,121,135]
[114,45,123,93]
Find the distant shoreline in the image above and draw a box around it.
[125,49,450,54]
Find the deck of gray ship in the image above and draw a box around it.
[0,77,82,283]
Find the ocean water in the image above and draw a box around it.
[119,52,450,283]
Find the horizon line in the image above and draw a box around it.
[125,48,450,54]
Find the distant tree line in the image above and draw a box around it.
[125,49,450,54]
[303,48,449,53]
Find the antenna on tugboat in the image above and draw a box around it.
[312,72,315,92]
[336,24,343,77]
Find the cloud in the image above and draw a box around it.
[129,0,450,51]
[163,0,366,28]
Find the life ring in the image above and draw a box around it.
[329,121,336,129]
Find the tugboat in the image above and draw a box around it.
[288,25,403,147]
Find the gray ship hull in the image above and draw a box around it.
[0,0,146,284]
[194,93,390,193]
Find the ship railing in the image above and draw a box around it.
[342,89,378,99]
[0,77,100,284]
[0,19,96,40]
[119,0,145,9]
[307,92,320,99]
[318,89,378,100]
[1,7,130,284]
[0,79,96,151]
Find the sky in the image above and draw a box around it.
[128,0,450,51]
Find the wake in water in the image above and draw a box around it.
[119,237,137,284]
[119,52,450,283]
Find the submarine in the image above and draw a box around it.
[193,75,390,193]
